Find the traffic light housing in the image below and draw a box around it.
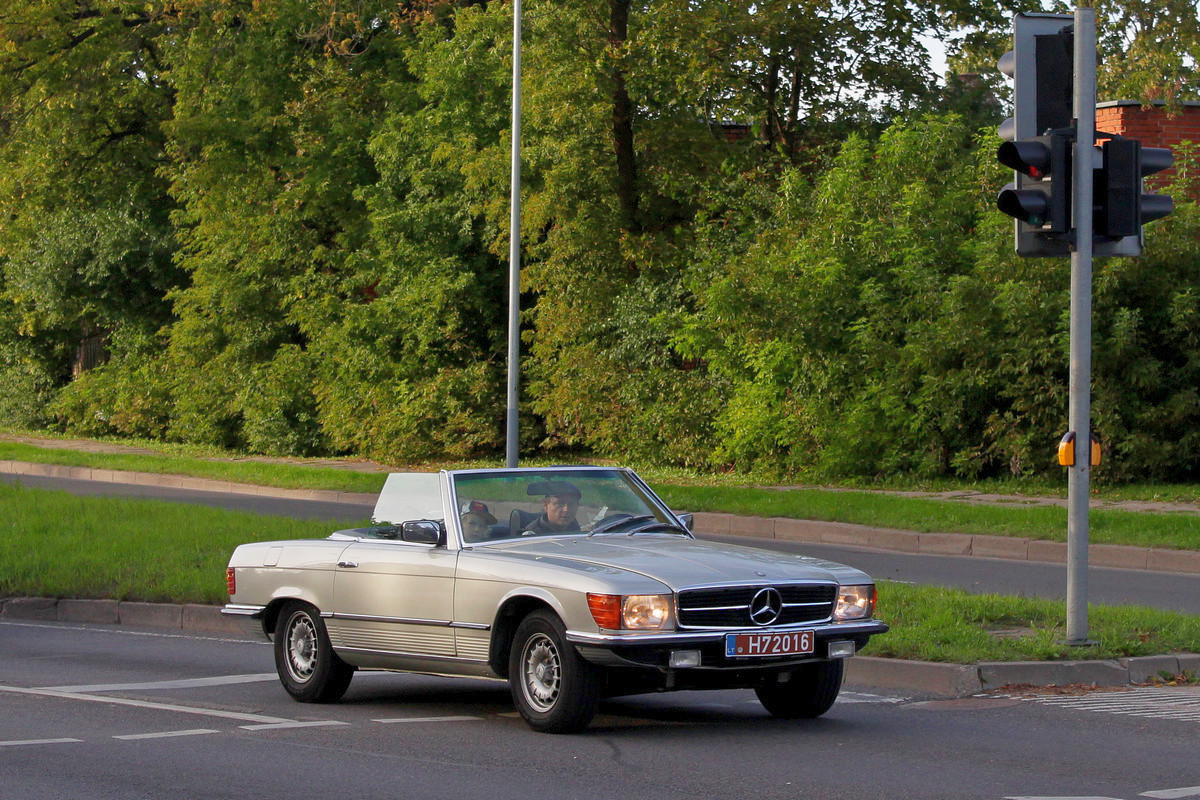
[997,13,1075,257]
[1094,139,1174,242]
[997,13,1174,258]
[997,133,1072,235]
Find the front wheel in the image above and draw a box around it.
[274,602,355,703]
[508,610,600,733]
[755,659,844,719]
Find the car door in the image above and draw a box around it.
[326,538,459,661]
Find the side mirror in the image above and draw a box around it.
[675,513,694,532]
[400,520,443,545]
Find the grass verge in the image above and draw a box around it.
[5,435,1200,551]
[655,484,1200,550]
[867,582,1200,662]
[0,482,367,605]
[2,482,1197,663]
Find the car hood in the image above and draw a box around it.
[481,534,871,589]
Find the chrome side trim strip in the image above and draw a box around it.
[329,612,452,627]
[221,604,266,617]
[450,622,491,631]
[325,613,490,632]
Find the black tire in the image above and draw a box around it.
[274,602,355,703]
[755,659,844,719]
[508,609,600,733]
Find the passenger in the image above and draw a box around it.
[459,500,498,542]
[524,481,582,534]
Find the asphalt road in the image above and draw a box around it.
[2,619,1198,800]
[8,471,1200,615]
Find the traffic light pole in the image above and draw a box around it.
[1066,7,1095,645]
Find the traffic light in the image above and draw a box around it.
[997,13,1075,257]
[997,132,1072,235]
[1095,139,1174,242]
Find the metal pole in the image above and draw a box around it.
[505,0,522,469]
[1066,6,1095,645]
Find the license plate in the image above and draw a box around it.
[725,630,815,658]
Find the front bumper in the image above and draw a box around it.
[566,619,888,671]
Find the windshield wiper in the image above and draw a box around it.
[588,514,655,536]
[626,521,690,536]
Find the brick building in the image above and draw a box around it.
[1096,100,1200,151]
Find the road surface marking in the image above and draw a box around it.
[43,673,278,693]
[113,729,220,741]
[373,716,482,724]
[0,737,82,747]
[0,684,293,724]
[239,720,351,731]
[1142,789,1200,799]
[838,691,908,704]
[1010,688,1200,722]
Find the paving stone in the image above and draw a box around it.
[58,599,119,624]
[1026,540,1069,564]
[1,596,58,620]
[979,659,1128,690]
[868,529,920,553]
[847,656,981,697]
[118,601,182,629]
[182,604,250,635]
[772,518,826,543]
[918,533,972,556]
[970,535,1030,560]
[1122,655,1181,683]
[1089,544,1149,570]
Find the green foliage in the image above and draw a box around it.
[2,1,1200,482]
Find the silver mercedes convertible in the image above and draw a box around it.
[223,467,888,733]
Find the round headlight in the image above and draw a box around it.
[834,585,875,620]
[622,595,670,629]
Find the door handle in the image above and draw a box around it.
[337,561,358,569]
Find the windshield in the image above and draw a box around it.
[451,468,681,544]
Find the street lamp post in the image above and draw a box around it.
[505,0,522,469]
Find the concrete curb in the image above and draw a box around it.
[847,652,1200,696]
[693,512,1200,576]
[4,596,1197,698]
[1,596,252,637]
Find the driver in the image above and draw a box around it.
[524,481,582,534]
[459,500,498,542]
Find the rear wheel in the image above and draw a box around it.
[274,602,355,703]
[755,659,844,718]
[508,609,600,733]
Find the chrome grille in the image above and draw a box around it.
[676,584,836,629]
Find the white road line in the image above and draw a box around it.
[373,716,481,724]
[1004,796,1123,799]
[239,721,351,731]
[0,684,293,724]
[0,738,82,747]
[113,729,220,741]
[838,691,908,704]
[1142,788,1200,799]
[43,673,278,693]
